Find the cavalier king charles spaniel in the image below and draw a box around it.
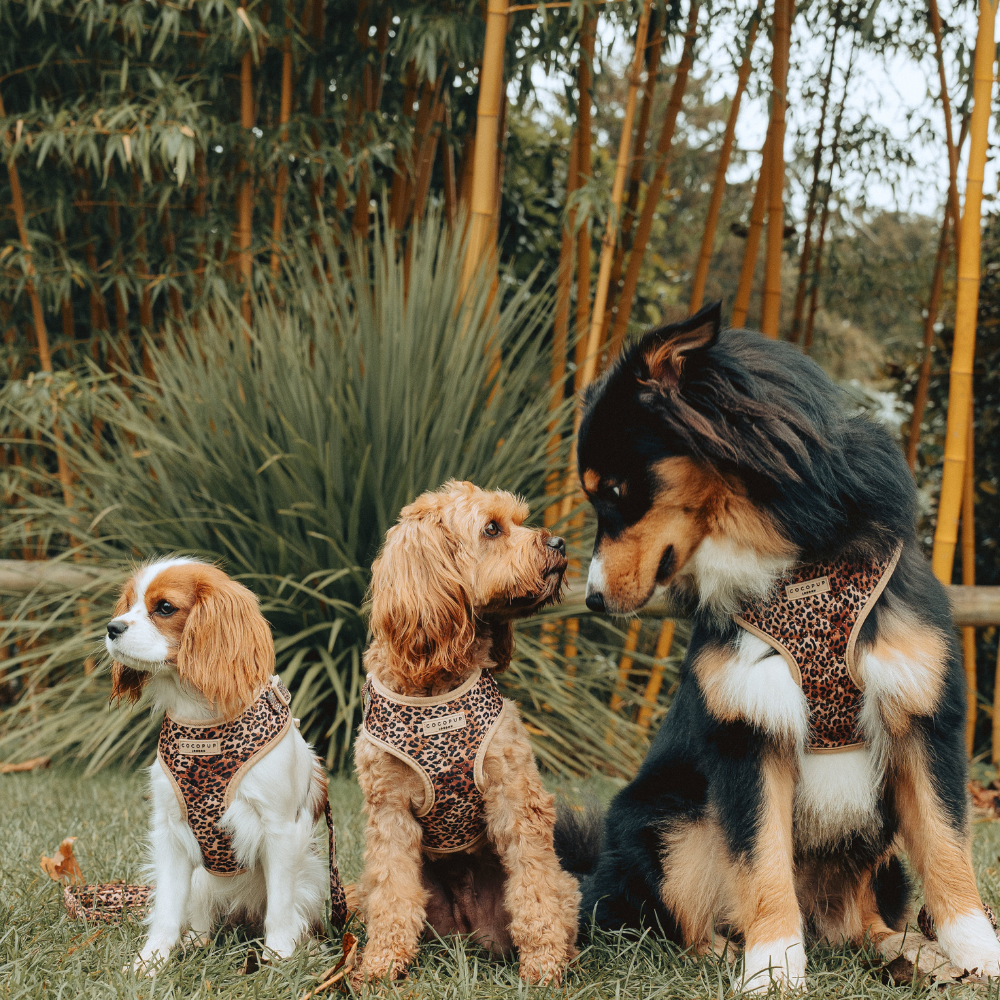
[106,558,328,973]
[351,481,580,985]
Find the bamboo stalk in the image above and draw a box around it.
[689,0,761,315]
[308,0,325,240]
[106,189,129,351]
[930,0,997,585]
[2,100,52,372]
[638,620,674,730]
[731,135,773,328]
[760,0,795,339]
[905,0,965,469]
[994,643,1000,764]
[459,0,509,297]
[579,0,653,389]
[609,619,641,727]
[441,93,457,227]
[237,29,255,326]
[352,8,390,240]
[573,11,596,388]
[962,414,976,754]
[607,0,700,360]
[408,74,447,227]
[789,14,839,342]
[602,14,664,344]
[388,65,418,230]
[270,5,294,275]
[802,34,857,351]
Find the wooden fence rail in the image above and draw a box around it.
[2,560,999,627]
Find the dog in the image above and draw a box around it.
[351,481,580,984]
[562,301,1000,989]
[106,558,331,973]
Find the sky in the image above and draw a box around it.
[525,0,999,222]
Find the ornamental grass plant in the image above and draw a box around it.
[0,211,676,776]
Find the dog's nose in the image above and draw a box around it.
[106,620,129,639]
[547,536,566,556]
[585,592,606,613]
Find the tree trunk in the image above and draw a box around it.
[579,0,653,389]
[459,0,508,296]
[607,0,700,360]
[270,6,294,275]
[689,0,761,314]
[730,134,773,329]
[789,14,839,343]
[760,0,795,339]
[931,0,997,585]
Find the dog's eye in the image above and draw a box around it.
[484,520,501,537]
[154,600,177,616]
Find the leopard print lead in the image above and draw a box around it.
[735,545,902,752]
[361,669,507,853]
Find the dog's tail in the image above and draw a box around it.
[554,798,604,878]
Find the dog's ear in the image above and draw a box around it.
[368,509,475,688]
[109,578,148,705]
[176,576,274,719]
[640,301,721,388]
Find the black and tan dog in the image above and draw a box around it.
[562,302,999,989]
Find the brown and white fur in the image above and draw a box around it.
[106,558,328,973]
[351,481,580,985]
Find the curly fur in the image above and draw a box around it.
[353,481,579,985]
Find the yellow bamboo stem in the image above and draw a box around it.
[459,0,509,298]
[270,8,294,275]
[689,3,761,314]
[609,619,642,716]
[607,0,699,360]
[573,11,596,387]
[931,0,997,585]
[602,16,663,346]
[638,620,674,730]
[579,0,653,388]
[962,414,976,754]
[731,135,773,328]
[760,0,795,339]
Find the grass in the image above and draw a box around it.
[4,766,1000,999]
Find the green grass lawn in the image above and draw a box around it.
[4,767,1000,998]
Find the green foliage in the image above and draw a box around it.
[0,212,667,776]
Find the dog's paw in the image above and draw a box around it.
[128,947,170,977]
[350,949,407,987]
[263,936,299,961]
[934,912,1000,977]
[518,947,569,986]
[741,938,806,993]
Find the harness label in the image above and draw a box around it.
[176,738,223,756]
[422,711,467,736]
[784,575,830,601]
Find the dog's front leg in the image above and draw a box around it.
[725,750,804,993]
[260,810,316,959]
[354,741,428,983]
[481,714,581,985]
[136,766,199,974]
[894,733,1000,976]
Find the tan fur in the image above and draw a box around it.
[892,739,983,924]
[354,482,577,985]
[732,754,801,949]
[691,641,743,722]
[587,457,793,613]
[167,564,275,720]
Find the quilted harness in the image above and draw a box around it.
[734,546,902,752]
[360,669,507,854]
[62,676,347,925]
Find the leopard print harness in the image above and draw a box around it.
[734,546,902,752]
[62,676,348,925]
[157,676,293,876]
[361,669,507,854]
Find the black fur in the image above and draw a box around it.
[574,305,967,944]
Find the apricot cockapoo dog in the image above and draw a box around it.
[351,481,580,984]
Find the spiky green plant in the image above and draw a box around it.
[0,212,672,776]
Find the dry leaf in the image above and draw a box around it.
[1,756,51,773]
[179,125,195,138]
[300,933,357,999]
[122,134,132,163]
[40,837,84,885]
[969,780,1000,817]
[236,7,252,31]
